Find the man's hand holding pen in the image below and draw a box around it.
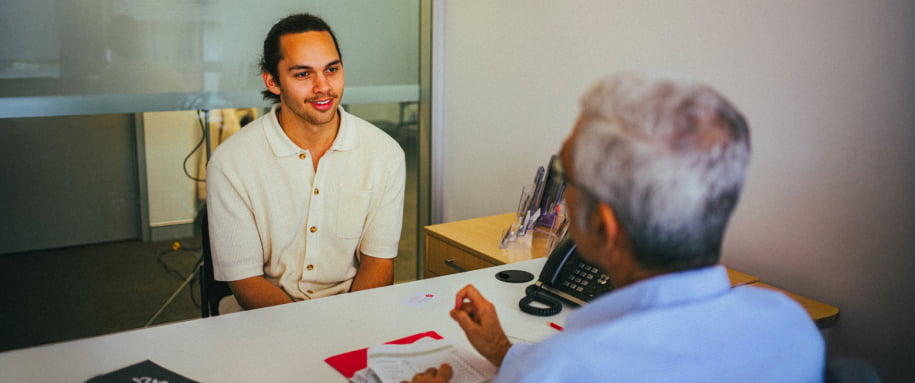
[407,284,512,383]
[450,284,513,367]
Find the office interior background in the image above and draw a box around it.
[1,1,913,382]
[0,0,426,355]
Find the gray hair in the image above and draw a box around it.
[571,73,750,271]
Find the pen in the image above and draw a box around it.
[548,321,564,331]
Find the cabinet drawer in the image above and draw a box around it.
[425,235,499,276]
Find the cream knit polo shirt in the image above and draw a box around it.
[206,105,405,300]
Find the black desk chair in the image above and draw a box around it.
[199,211,233,317]
[825,357,881,383]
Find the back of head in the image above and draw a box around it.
[260,13,341,102]
[571,73,751,271]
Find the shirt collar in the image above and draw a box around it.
[264,104,358,158]
[331,105,358,152]
[566,265,731,330]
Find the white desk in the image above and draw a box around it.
[0,259,566,382]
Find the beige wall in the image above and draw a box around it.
[142,109,251,236]
[435,0,915,381]
[142,111,202,228]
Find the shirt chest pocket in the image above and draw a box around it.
[336,187,373,239]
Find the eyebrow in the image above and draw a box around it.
[286,60,342,73]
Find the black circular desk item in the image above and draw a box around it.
[519,284,563,316]
[495,269,534,283]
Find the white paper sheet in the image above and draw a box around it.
[351,338,497,383]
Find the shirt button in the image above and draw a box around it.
[310,226,317,233]
[307,290,315,294]
[306,264,314,271]
[313,188,319,195]
[299,153,307,160]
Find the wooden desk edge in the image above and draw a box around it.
[726,268,760,287]
[751,282,840,328]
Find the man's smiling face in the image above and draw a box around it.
[263,30,344,129]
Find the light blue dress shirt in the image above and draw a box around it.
[496,266,824,382]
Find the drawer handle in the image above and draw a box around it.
[444,259,467,272]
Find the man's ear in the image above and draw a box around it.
[262,72,281,96]
[594,202,621,253]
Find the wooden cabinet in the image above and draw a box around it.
[425,235,500,277]
[424,213,549,278]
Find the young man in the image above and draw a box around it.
[206,13,405,312]
[411,74,824,382]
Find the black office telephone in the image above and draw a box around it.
[519,236,614,316]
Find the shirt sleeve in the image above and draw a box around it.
[494,343,538,383]
[357,145,406,259]
[206,163,266,282]
[494,341,582,383]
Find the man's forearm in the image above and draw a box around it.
[228,275,293,310]
[351,254,394,292]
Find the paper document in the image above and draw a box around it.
[324,331,444,379]
[351,338,497,383]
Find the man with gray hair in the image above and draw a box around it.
[410,74,824,382]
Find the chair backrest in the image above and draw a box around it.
[825,357,882,383]
[200,211,233,317]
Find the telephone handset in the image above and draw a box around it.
[519,236,614,316]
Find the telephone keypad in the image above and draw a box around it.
[556,260,614,302]
[535,238,614,307]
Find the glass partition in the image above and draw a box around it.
[0,0,419,117]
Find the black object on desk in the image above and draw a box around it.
[495,270,534,283]
[85,360,198,383]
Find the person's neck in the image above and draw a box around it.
[615,266,668,288]
[603,248,669,289]
[276,107,339,170]
[276,106,339,153]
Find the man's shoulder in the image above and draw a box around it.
[504,299,823,381]
[344,111,404,155]
[209,115,269,166]
[498,330,618,382]
[732,284,820,327]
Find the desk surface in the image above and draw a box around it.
[0,259,567,382]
